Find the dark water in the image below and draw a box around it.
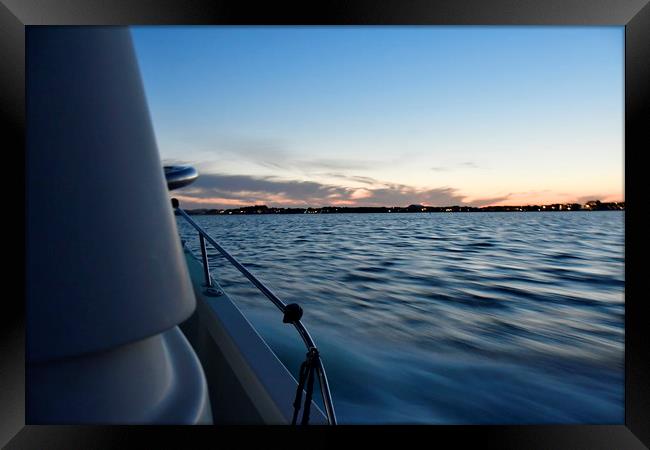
[177,211,624,424]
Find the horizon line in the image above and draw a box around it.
[178,199,625,211]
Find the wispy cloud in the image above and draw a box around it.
[322,173,388,186]
[295,158,383,171]
[172,133,409,177]
[431,161,481,172]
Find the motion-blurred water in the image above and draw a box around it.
[178,211,624,424]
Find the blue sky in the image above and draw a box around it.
[131,26,624,208]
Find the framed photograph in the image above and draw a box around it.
[4,0,649,448]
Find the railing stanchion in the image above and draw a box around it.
[198,233,212,287]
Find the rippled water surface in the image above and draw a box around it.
[178,212,624,424]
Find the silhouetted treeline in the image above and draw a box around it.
[180,200,624,215]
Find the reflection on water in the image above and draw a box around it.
[178,211,624,424]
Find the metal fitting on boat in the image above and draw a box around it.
[283,303,303,323]
[203,287,223,297]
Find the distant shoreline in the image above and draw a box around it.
[178,201,624,215]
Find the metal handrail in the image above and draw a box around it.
[174,204,337,425]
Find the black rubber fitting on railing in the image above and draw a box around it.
[283,303,303,323]
[171,198,179,209]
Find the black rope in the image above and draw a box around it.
[291,355,310,425]
[300,354,317,426]
[291,347,319,425]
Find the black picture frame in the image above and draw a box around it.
[3,0,648,448]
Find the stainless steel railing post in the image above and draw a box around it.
[198,233,212,287]
[316,361,337,424]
